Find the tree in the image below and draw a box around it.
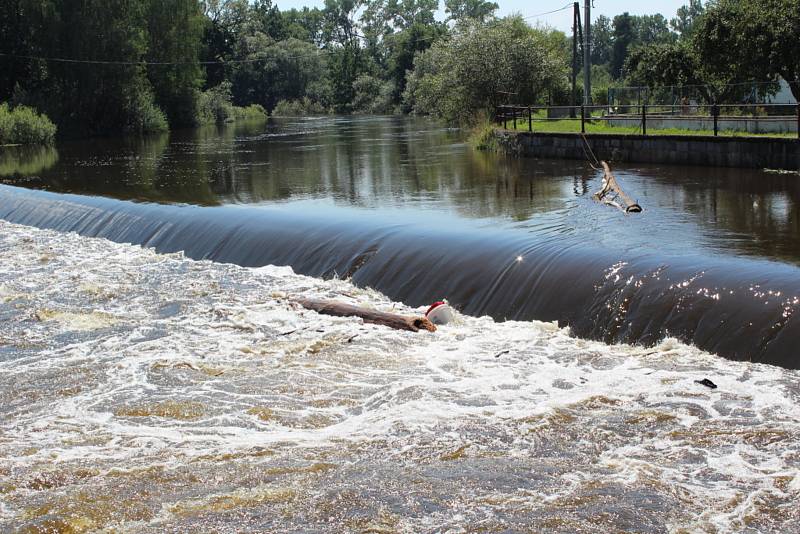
[623,41,714,100]
[386,22,446,105]
[352,74,394,113]
[231,37,328,111]
[693,0,800,100]
[281,7,326,46]
[403,16,567,123]
[323,0,367,112]
[610,13,635,79]
[200,0,250,88]
[670,0,705,37]
[591,15,613,66]
[386,0,438,29]
[444,0,499,23]
[146,0,205,127]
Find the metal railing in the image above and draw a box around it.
[495,103,800,139]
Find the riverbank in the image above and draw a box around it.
[489,129,800,170]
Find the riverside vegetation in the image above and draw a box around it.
[0,0,797,145]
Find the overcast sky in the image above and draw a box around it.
[273,1,691,33]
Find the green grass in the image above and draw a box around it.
[499,116,797,139]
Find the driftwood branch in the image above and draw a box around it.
[592,161,642,213]
[294,298,436,333]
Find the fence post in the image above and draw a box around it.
[712,104,719,137]
[503,107,507,130]
[642,104,647,136]
[581,105,585,134]
[528,107,532,132]
[796,103,799,140]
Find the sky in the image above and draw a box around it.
[273,1,691,33]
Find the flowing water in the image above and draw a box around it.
[1,117,800,532]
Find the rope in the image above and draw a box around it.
[579,132,601,170]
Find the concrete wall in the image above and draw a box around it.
[494,131,800,170]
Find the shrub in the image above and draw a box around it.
[272,98,328,116]
[0,103,57,145]
[129,93,169,134]
[352,75,395,114]
[468,114,500,151]
[232,104,268,121]
[198,83,268,123]
[198,82,236,124]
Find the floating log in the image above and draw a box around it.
[592,161,642,213]
[294,298,436,333]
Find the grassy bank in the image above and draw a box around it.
[500,115,797,139]
[0,103,57,145]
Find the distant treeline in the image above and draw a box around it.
[0,0,797,141]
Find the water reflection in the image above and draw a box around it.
[0,145,59,177]
[2,116,800,264]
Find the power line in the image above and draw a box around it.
[0,51,314,66]
[0,6,577,68]
[522,3,575,21]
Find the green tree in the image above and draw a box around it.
[403,16,567,123]
[623,41,714,100]
[386,0,438,28]
[694,0,800,100]
[146,0,205,128]
[323,0,366,112]
[231,36,329,112]
[591,15,613,66]
[352,74,394,113]
[610,13,635,79]
[444,0,499,23]
[670,0,705,37]
[281,7,326,45]
[200,0,250,88]
[386,22,445,105]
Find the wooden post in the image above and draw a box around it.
[528,107,532,132]
[513,107,517,130]
[712,104,719,137]
[581,105,585,133]
[503,108,507,130]
[642,104,647,135]
[295,298,436,333]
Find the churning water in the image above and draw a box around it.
[1,117,800,532]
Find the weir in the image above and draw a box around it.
[2,183,798,369]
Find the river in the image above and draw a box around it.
[1,116,799,532]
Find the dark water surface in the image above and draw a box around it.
[2,116,800,367]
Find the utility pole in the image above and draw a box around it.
[571,2,579,117]
[583,0,591,106]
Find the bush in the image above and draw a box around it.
[232,104,268,121]
[351,75,395,114]
[129,92,169,134]
[198,82,236,124]
[272,98,328,116]
[0,103,57,145]
[468,114,500,151]
[198,83,268,123]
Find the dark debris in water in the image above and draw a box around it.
[695,378,718,390]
